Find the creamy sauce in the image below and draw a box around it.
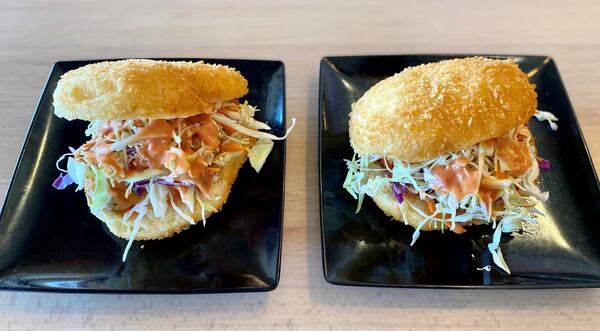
[134,116,221,193]
[97,127,113,137]
[393,127,536,219]
[493,126,533,177]
[184,114,221,150]
[446,222,466,234]
[135,119,173,140]
[79,113,230,201]
[80,119,174,178]
[186,156,213,195]
[478,188,496,215]
[137,138,170,168]
[166,150,192,177]
[428,157,479,201]
[386,155,502,219]
[88,140,124,177]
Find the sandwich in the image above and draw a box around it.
[52,59,294,260]
[343,57,558,273]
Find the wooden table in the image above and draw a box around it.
[1,1,599,330]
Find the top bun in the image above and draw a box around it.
[349,57,537,162]
[53,59,248,121]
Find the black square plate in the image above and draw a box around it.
[319,54,600,288]
[0,58,286,293]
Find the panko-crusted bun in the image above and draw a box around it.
[53,59,248,121]
[88,148,251,240]
[349,57,536,162]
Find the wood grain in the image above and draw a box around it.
[1,0,600,330]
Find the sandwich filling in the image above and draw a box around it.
[344,111,557,273]
[54,101,295,260]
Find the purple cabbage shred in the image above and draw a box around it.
[538,159,551,170]
[391,182,406,204]
[52,173,74,190]
[126,146,136,156]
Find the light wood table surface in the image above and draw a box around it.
[1,1,600,330]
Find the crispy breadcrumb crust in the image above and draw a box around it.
[87,149,250,240]
[349,57,537,162]
[53,59,248,121]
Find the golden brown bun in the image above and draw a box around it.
[349,57,537,162]
[53,59,248,121]
[87,150,249,240]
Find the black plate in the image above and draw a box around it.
[319,54,600,288]
[0,58,286,293]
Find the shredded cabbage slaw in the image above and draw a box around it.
[344,111,558,273]
[54,101,295,261]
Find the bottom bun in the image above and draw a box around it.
[88,151,249,240]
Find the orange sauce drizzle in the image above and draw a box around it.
[80,113,226,196]
[429,157,479,201]
[493,125,533,177]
